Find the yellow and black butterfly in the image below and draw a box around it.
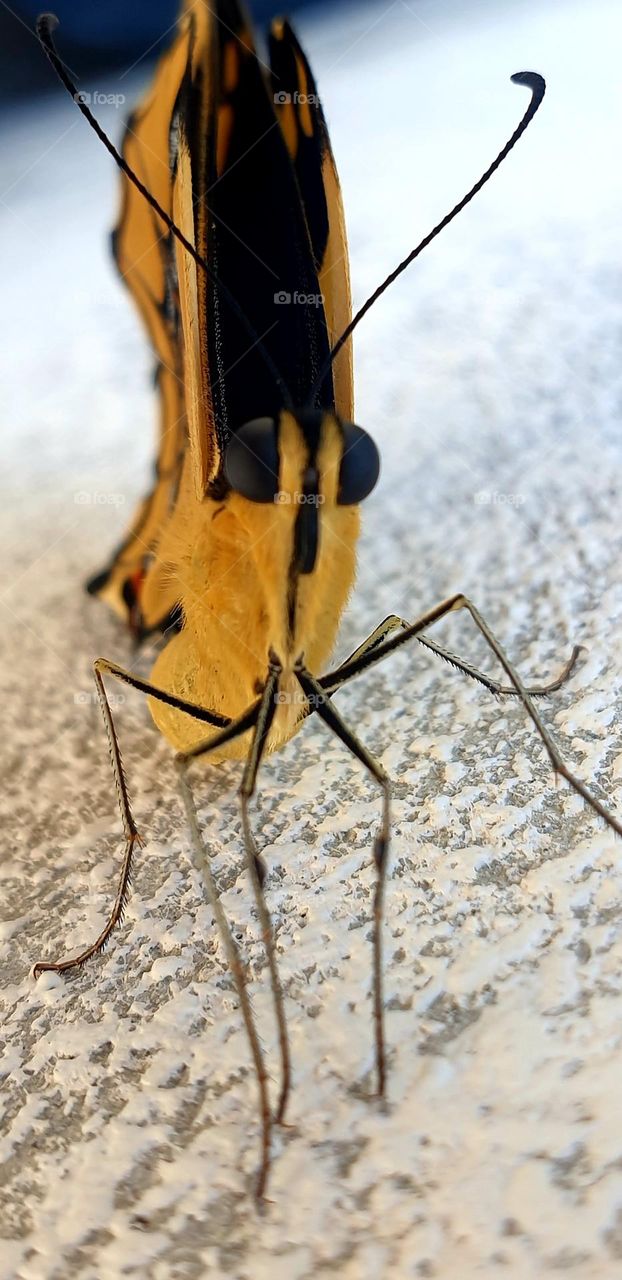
[35,0,620,1199]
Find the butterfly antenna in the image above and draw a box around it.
[36,13,294,411]
[312,71,545,402]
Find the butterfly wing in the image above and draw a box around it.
[87,15,195,634]
[90,0,347,637]
[269,18,354,419]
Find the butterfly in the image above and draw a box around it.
[36,0,618,1200]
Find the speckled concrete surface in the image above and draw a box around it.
[2,1,622,1276]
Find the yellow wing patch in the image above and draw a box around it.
[89,6,216,633]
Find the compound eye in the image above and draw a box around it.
[224,417,279,503]
[338,423,380,504]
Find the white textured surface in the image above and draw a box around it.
[2,0,622,1276]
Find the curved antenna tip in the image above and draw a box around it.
[36,13,59,35]
[314,63,548,396]
[511,70,546,98]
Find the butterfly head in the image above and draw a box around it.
[224,409,380,562]
[223,409,380,668]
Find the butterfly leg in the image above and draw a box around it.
[322,614,583,699]
[35,657,275,1196]
[175,755,273,1203]
[240,672,291,1128]
[320,594,622,837]
[296,665,391,1098]
[33,657,251,978]
[184,662,291,1131]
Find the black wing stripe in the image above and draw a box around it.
[268,19,331,275]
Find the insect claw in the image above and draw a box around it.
[274,1098,296,1127]
[373,833,388,870]
[253,1159,273,1208]
[254,1187,269,1214]
[33,959,68,978]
